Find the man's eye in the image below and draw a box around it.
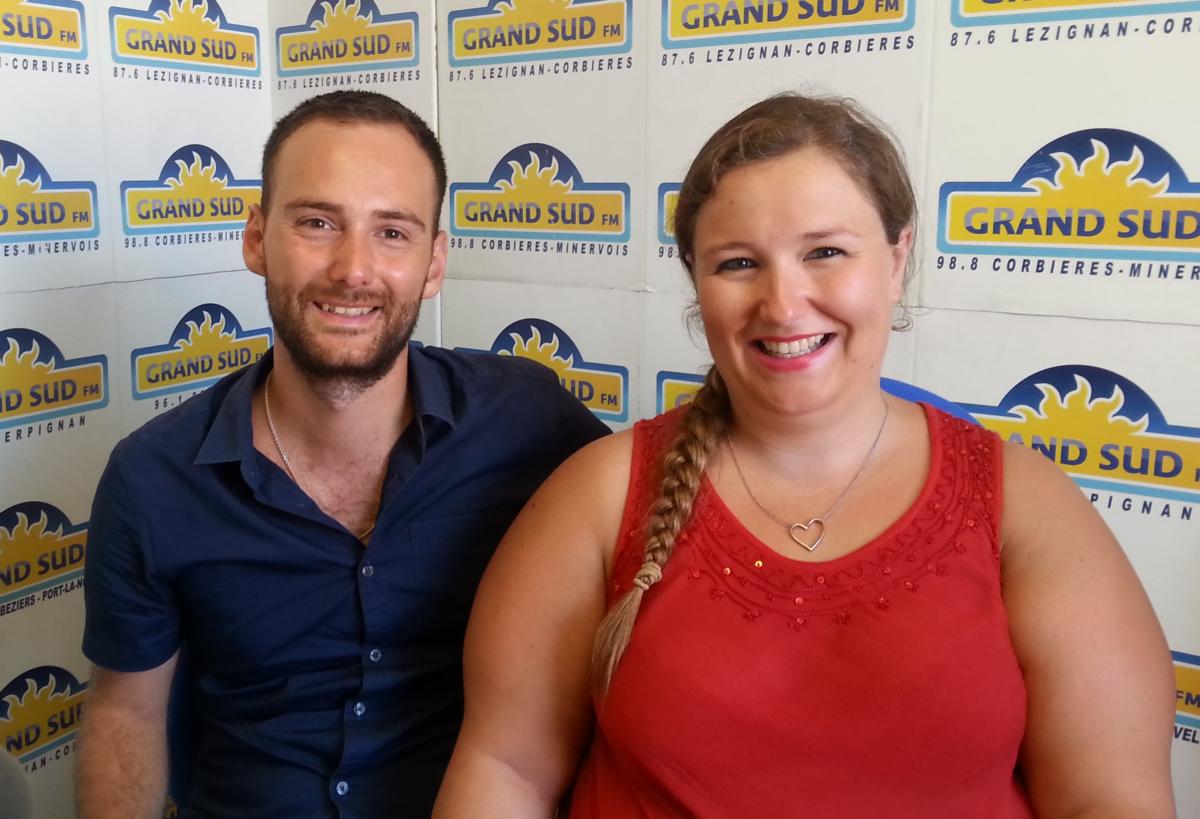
[300,217,332,230]
[716,257,755,272]
[381,228,406,241]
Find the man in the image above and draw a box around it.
[76,91,608,818]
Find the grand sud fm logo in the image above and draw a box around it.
[952,0,1200,27]
[1177,651,1200,744]
[121,145,260,236]
[0,666,85,767]
[961,365,1200,505]
[131,304,271,400]
[656,370,703,413]
[660,0,913,48]
[449,0,631,66]
[939,129,1200,263]
[657,183,679,245]
[0,0,87,58]
[0,502,85,607]
[450,144,628,242]
[0,141,97,243]
[474,319,627,422]
[276,0,417,77]
[0,329,107,430]
[109,0,259,75]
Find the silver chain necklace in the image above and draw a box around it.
[263,372,377,542]
[725,398,890,552]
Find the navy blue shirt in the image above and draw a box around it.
[83,346,609,818]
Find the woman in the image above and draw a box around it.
[433,95,1176,817]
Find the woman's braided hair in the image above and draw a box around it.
[591,93,916,695]
[592,365,730,693]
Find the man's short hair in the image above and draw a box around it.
[260,90,447,226]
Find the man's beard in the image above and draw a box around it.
[266,278,421,400]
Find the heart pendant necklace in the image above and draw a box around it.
[725,399,889,553]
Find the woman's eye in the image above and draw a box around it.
[807,247,843,260]
[716,257,755,272]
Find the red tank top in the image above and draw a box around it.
[569,404,1033,819]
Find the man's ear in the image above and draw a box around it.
[423,230,448,299]
[243,203,267,278]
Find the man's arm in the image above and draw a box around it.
[434,432,631,817]
[79,444,183,819]
[76,656,178,819]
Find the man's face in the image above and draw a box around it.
[243,119,446,388]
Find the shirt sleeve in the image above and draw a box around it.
[82,445,181,672]
[547,376,612,454]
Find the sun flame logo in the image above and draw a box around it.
[964,366,1200,499]
[450,143,629,241]
[0,141,98,241]
[276,0,417,74]
[175,310,236,355]
[1025,141,1169,208]
[0,329,108,428]
[110,0,260,75]
[2,678,76,727]
[0,503,85,602]
[154,0,220,35]
[939,129,1200,259]
[0,671,86,761]
[311,0,372,35]
[131,305,271,400]
[121,145,260,233]
[479,319,628,423]
[499,152,573,197]
[1005,375,1149,439]
[493,0,576,20]
[0,337,53,381]
[449,0,630,65]
[500,324,574,378]
[166,152,228,199]
[0,511,66,565]
[0,154,40,197]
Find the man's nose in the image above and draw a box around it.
[329,231,373,286]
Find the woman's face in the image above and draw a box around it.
[690,147,910,420]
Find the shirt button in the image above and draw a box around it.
[335,780,349,797]
[353,701,366,718]
[360,564,374,578]
[368,648,382,663]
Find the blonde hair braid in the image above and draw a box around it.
[592,367,731,695]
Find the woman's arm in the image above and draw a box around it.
[1001,441,1176,818]
[434,431,634,818]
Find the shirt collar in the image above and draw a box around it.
[193,344,457,469]
[193,348,269,467]
[407,343,456,431]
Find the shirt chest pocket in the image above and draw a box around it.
[402,506,520,614]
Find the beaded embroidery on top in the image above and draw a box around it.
[610,406,1002,630]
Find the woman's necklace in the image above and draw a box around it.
[725,399,890,552]
[264,372,377,542]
